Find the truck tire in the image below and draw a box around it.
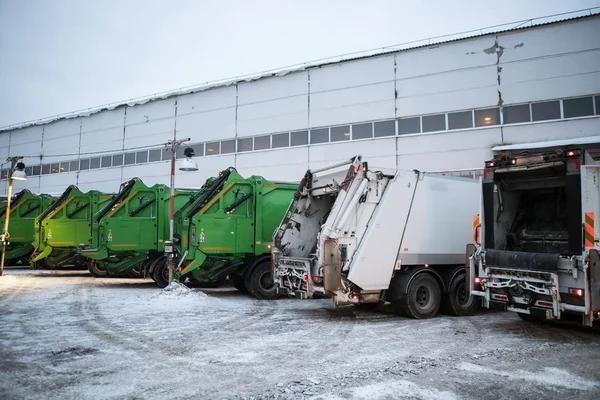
[247,260,279,300]
[229,272,247,292]
[88,261,108,278]
[127,262,144,279]
[151,257,169,288]
[394,273,441,319]
[440,272,477,316]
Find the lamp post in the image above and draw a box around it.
[0,157,27,276]
[164,138,198,285]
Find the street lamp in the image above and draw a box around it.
[0,157,27,276]
[164,138,198,285]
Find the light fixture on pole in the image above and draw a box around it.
[164,138,198,286]
[0,157,27,277]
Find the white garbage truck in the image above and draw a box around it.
[272,156,481,319]
[469,137,600,327]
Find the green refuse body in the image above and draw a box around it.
[0,190,56,266]
[31,186,114,269]
[148,167,296,299]
[79,178,196,278]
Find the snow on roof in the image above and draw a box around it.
[493,135,600,151]
[1,10,599,133]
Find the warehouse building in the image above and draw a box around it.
[1,14,599,195]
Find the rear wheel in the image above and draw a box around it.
[88,261,108,278]
[393,273,441,319]
[246,260,279,300]
[127,261,145,279]
[440,272,477,316]
[151,256,169,288]
[229,271,247,292]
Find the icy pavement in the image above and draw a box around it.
[1,267,599,400]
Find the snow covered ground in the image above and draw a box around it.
[1,266,599,400]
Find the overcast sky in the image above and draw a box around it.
[1,0,599,127]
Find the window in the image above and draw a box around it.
[51,163,60,174]
[352,123,372,140]
[101,156,112,168]
[448,111,473,130]
[124,153,135,165]
[291,130,308,146]
[60,162,69,173]
[69,161,79,172]
[32,165,41,176]
[42,164,51,174]
[563,97,594,118]
[596,96,600,115]
[136,151,148,163]
[330,125,350,142]
[310,128,328,144]
[237,138,253,152]
[149,149,162,162]
[206,141,219,155]
[162,149,171,161]
[398,117,420,135]
[1,169,7,179]
[112,154,123,166]
[374,120,395,137]
[25,166,33,177]
[503,104,530,124]
[90,158,100,169]
[79,159,90,171]
[422,114,446,132]
[221,139,235,154]
[474,108,500,127]
[532,101,560,121]
[193,143,204,157]
[272,133,289,148]
[254,135,270,150]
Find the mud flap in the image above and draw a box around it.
[589,249,600,312]
[323,239,342,292]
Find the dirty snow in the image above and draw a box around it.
[1,266,599,400]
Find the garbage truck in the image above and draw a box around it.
[272,156,481,319]
[0,190,56,265]
[148,167,296,299]
[469,138,600,327]
[31,186,114,270]
[78,178,195,278]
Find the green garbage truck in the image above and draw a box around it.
[0,190,56,265]
[31,186,114,270]
[148,167,296,299]
[79,178,196,278]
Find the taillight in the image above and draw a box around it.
[569,288,584,297]
[302,273,309,283]
[474,277,482,284]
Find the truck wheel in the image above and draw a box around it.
[394,273,441,319]
[229,272,247,292]
[127,262,144,279]
[88,261,108,278]
[151,257,169,288]
[440,272,477,316]
[247,260,279,300]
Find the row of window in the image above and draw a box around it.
[2,95,598,179]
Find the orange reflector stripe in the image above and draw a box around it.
[473,214,480,243]
[585,212,594,247]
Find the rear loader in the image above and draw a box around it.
[470,140,600,327]
[30,186,114,270]
[149,167,296,299]
[272,156,481,318]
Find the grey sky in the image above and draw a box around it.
[1,0,599,127]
